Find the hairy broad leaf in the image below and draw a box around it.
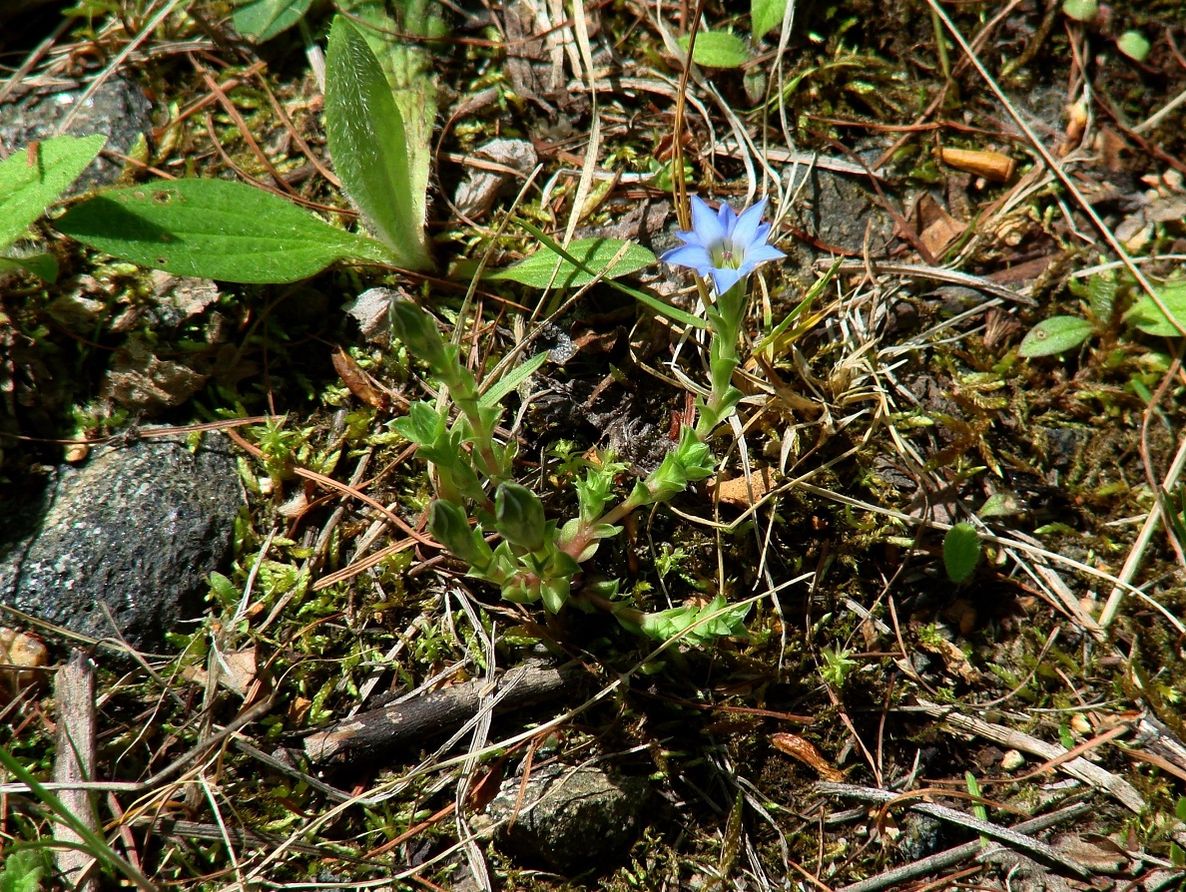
[56,178,392,284]
[0,134,105,254]
[488,238,656,289]
[1125,282,1186,337]
[751,0,789,38]
[943,522,981,584]
[338,0,442,246]
[1018,315,1094,357]
[325,16,431,270]
[678,31,750,69]
[232,0,314,41]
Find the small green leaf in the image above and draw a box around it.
[429,500,494,572]
[751,0,789,39]
[1061,0,1098,21]
[325,16,431,270]
[489,238,656,289]
[636,594,748,646]
[678,30,750,69]
[1125,283,1186,337]
[0,848,48,892]
[0,134,105,254]
[1116,30,1150,61]
[232,0,313,41]
[55,178,390,284]
[943,522,981,584]
[1018,315,1094,357]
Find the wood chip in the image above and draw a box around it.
[53,651,99,892]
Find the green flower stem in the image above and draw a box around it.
[695,280,747,438]
[558,493,641,563]
[444,373,504,482]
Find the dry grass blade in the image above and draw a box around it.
[817,782,1092,879]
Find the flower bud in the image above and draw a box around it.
[494,482,547,552]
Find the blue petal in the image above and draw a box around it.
[661,243,714,274]
[690,196,725,243]
[738,245,787,273]
[732,199,768,249]
[710,267,744,295]
[717,200,737,235]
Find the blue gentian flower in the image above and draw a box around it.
[661,195,786,295]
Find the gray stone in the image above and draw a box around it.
[0,77,153,192]
[485,763,651,873]
[783,166,896,257]
[0,432,242,653]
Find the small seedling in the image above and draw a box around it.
[943,522,982,584]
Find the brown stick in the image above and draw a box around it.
[303,660,588,770]
[53,651,99,892]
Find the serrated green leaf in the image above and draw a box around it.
[55,178,391,284]
[1125,283,1186,337]
[325,16,431,270]
[678,31,750,69]
[1018,315,1094,357]
[943,522,981,584]
[0,134,105,253]
[1116,30,1151,62]
[232,0,313,41]
[488,238,656,289]
[752,0,789,39]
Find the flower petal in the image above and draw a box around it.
[690,196,725,243]
[717,200,737,235]
[710,266,744,295]
[743,243,786,266]
[661,243,714,274]
[732,198,768,250]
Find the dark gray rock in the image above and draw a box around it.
[783,167,896,257]
[484,763,651,873]
[0,432,242,653]
[0,77,153,192]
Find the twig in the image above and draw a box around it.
[909,698,1145,814]
[303,659,590,769]
[52,651,99,892]
[816,782,1091,879]
[836,801,1093,892]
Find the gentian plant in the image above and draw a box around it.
[662,195,786,437]
[390,195,783,644]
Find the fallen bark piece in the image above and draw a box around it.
[53,650,99,892]
[303,660,589,770]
